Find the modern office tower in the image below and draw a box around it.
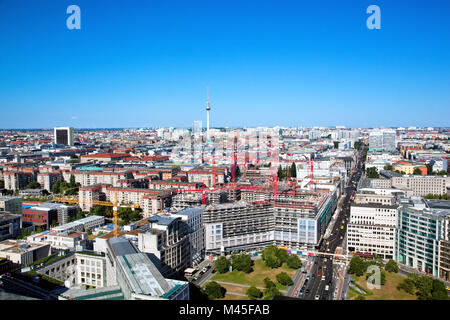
[171,208,205,267]
[369,129,396,152]
[192,120,202,136]
[369,131,383,151]
[382,129,396,152]
[137,215,191,278]
[54,127,74,146]
[396,205,450,277]
[347,203,398,259]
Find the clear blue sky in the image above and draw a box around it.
[0,0,449,129]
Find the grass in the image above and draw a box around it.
[349,272,417,300]
[213,259,296,289]
[211,259,298,300]
[219,293,249,300]
[348,287,360,299]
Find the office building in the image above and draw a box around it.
[347,203,398,259]
[137,215,191,278]
[0,212,22,240]
[396,206,449,277]
[0,240,51,265]
[171,207,204,266]
[203,201,274,255]
[54,127,74,146]
[0,196,22,216]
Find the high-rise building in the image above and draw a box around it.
[369,131,383,150]
[192,120,202,136]
[369,129,396,152]
[396,206,449,277]
[54,127,74,146]
[382,129,396,152]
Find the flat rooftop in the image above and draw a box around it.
[116,252,171,297]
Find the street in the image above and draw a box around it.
[293,147,365,300]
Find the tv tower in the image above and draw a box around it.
[206,87,211,142]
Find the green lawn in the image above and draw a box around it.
[349,272,417,300]
[212,259,297,290]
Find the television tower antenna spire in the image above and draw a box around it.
[206,87,211,142]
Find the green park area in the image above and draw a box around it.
[202,246,302,300]
[347,255,449,300]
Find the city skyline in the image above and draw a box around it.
[0,1,449,129]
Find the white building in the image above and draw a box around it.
[51,215,105,234]
[347,203,398,259]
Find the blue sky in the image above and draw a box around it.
[0,0,449,129]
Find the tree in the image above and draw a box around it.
[286,254,302,269]
[348,256,366,276]
[264,254,282,269]
[431,279,449,300]
[231,253,253,273]
[277,165,286,181]
[85,228,92,235]
[366,167,379,178]
[276,272,293,286]
[246,286,262,300]
[204,281,225,299]
[380,270,386,285]
[413,168,423,175]
[416,276,433,300]
[289,163,297,178]
[263,277,276,289]
[90,205,113,218]
[333,141,339,149]
[356,295,366,300]
[69,174,76,187]
[0,180,4,189]
[385,259,399,273]
[383,165,393,171]
[397,278,415,295]
[263,286,281,300]
[24,181,41,189]
[215,256,231,274]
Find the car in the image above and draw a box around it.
[305,288,310,295]
[306,275,310,281]
[314,295,320,300]
[325,285,329,291]
[304,279,309,286]
[202,267,208,273]
[321,275,325,281]
[317,271,321,277]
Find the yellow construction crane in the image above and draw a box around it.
[52,192,139,238]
